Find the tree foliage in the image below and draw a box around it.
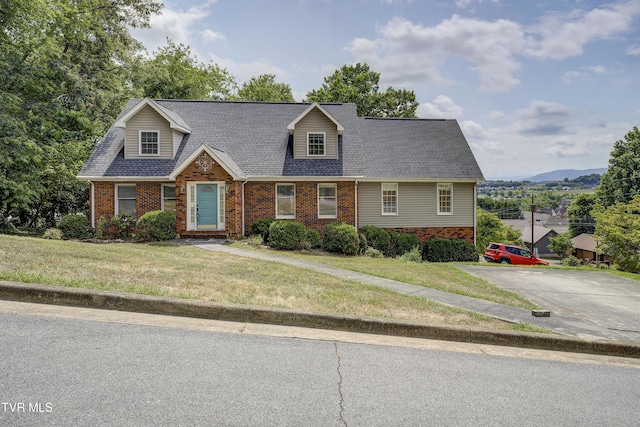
[476,209,524,253]
[596,126,640,208]
[237,74,294,102]
[593,195,640,273]
[0,0,162,227]
[133,39,236,100]
[305,63,418,118]
[477,197,522,219]
[567,193,596,237]
[547,233,573,259]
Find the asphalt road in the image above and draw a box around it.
[2,302,640,426]
[457,265,640,342]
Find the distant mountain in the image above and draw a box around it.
[525,168,607,183]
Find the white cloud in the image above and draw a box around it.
[525,1,640,60]
[561,65,607,83]
[202,29,226,43]
[345,16,525,92]
[208,54,290,87]
[627,45,640,55]
[511,100,574,136]
[417,95,463,119]
[455,0,500,9]
[344,2,640,94]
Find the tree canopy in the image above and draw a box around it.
[595,126,640,208]
[133,39,237,100]
[593,195,640,272]
[305,63,418,118]
[237,74,295,102]
[475,209,524,253]
[567,193,596,237]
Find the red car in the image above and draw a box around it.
[484,243,549,266]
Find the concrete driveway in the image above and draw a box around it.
[457,265,640,342]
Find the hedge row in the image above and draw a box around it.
[251,220,476,261]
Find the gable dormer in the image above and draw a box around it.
[115,98,191,159]
[287,102,344,160]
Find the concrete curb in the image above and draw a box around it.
[2,281,639,359]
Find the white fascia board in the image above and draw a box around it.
[287,102,344,135]
[114,98,191,134]
[169,144,244,181]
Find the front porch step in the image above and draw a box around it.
[178,232,230,240]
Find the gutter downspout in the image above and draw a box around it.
[89,181,95,229]
[354,180,358,230]
[241,180,247,237]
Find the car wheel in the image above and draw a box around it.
[499,258,511,264]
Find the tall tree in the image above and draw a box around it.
[0,0,162,227]
[593,195,640,272]
[476,209,523,254]
[595,126,640,208]
[133,39,236,100]
[567,193,596,237]
[305,63,418,118]
[237,74,294,102]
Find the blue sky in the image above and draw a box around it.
[131,0,640,179]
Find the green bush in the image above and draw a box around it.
[110,213,137,239]
[58,214,92,240]
[267,220,306,250]
[388,232,422,258]
[562,255,583,267]
[322,222,359,255]
[0,217,17,234]
[42,228,63,240]
[400,245,423,262]
[422,238,478,262]
[305,228,321,249]
[358,232,368,255]
[360,225,390,253]
[136,210,176,242]
[251,218,275,242]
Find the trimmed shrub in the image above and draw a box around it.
[388,232,423,258]
[136,210,176,242]
[562,255,583,267]
[364,247,383,258]
[110,213,137,239]
[422,238,478,262]
[400,245,423,263]
[358,232,368,255]
[305,228,321,249]
[251,218,275,242]
[267,220,306,250]
[323,222,359,255]
[360,225,390,253]
[42,228,63,240]
[58,214,92,240]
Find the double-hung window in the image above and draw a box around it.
[162,185,176,213]
[307,132,325,156]
[318,184,337,218]
[116,184,136,216]
[437,183,453,215]
[382,183,398,215]
[276,184,295,219]
[139,131,159,156]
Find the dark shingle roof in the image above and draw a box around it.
[78,99,483,180]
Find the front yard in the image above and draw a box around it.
[0,235,542,332]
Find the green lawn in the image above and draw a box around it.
[0,235,545,332]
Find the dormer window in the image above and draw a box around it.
[140,131,159,156]
[307,132,325,156]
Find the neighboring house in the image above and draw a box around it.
[571,233,611,264]
[520,225,558,256]
[77,98,484,242]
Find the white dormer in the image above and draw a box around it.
[287,102,344,160]
[115,98,191,159]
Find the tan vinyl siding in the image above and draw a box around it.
[358,182,475,228]
[172,130,183,157]
[124,105,174,159]
[293,107,338,159]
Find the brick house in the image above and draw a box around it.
[78,98,484,242]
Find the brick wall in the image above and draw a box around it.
[244,181,356,234]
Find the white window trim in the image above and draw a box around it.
[115,184,136,216]
[307,132,326,157]
[275,183,296,219]
[139,130,160,156]
[381,183,398,216]
[317,183,337,219]
[437,183,453,215]
[186,181,225,231]
[161,184,176,212]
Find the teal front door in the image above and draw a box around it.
[196,184,218,230]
